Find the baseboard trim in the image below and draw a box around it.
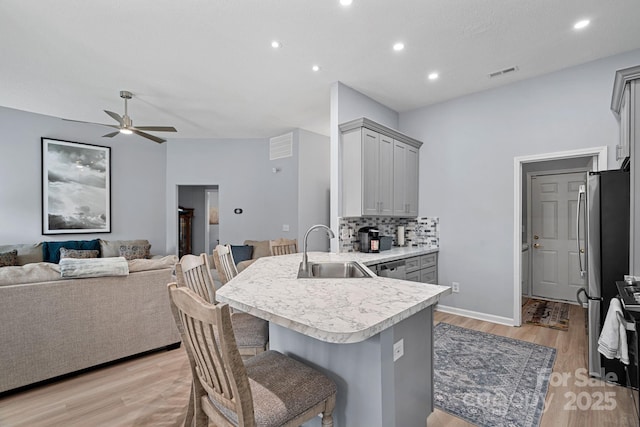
[436,304,515,327]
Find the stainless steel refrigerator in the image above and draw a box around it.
[576,169,630,385]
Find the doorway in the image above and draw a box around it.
[177,185,219,256]
[513,147,607,326]
[205,189,219,254]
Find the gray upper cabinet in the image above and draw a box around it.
[611,65,640,275]
[341,118,423,217]
[361,129,394,216]
[612,66,639,169]
[393,141,419,216]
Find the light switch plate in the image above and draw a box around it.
[282,224,290,232]
[393,339,404,361]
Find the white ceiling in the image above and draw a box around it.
[1,0,640,139]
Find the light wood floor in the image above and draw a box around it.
[0,306,638,426]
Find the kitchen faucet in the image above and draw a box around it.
[301,224,335,273]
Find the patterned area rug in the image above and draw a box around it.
[522,298,570,331]
[434,323,556,427]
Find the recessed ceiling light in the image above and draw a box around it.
[340,0,353,6]
[393,42,405,51]
[271,40,282,48]
[428,72,439,81]
[574,19,590,30]
[312,65,321,72]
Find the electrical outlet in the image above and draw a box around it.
[393,339,404,361]
[341,228,349,240]
[452,282,460,293]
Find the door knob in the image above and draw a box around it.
[580,248,585,253]
[533,235,539,240]
[533,243,541,249]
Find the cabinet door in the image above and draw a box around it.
[406,145,419,216]
[362,129,380,216]
[378,134,394,216]
[405,270,421,282]
[393,141,407,215]
[618,84,631,167]
[421,266,437,284]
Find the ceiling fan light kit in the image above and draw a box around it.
[64,90,177,143]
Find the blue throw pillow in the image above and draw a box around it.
[42,239,101,264]
[230,245,253,265]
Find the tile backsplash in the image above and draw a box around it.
[338,216,439,252]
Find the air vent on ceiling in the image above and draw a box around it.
[489,66,519,78]
[269,132,293,160]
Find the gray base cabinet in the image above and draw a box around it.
[405,253,438,284]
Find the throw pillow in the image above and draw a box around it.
[0,250,18,267]
[42,239,101,264]
[119,244,151,260]
[59,248,99,259]
[230,245,253,265]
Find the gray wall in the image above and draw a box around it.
[0,106,168,252]
[165,137,299,254]
[399,49,640,319]
[297,129,331,251]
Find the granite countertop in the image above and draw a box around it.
[216,248,450,344]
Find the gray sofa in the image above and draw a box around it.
[0,241,181,394]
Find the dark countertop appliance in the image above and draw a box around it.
[358,226,380,253]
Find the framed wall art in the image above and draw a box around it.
[41,138,111,234]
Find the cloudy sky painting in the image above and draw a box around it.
[42,139,110,233]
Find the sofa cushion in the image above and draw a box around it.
[60,257,129,279]
[243,240,271,259]
[231,245,253,265]
[0,262,61,286]
[0,243,44,265]
[42,240,101,264]
[100,239,151,258]
[0,250,18,267]
[127,255,178,273]
[119,244,151,260]
[59,248,99,259]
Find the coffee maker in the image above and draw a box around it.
[358,226,380,253]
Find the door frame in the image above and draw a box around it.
[513,147,607,326]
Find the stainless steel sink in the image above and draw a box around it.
[297,261,372,279]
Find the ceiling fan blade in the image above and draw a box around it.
[102,131,120,138]
[131,129,165,144]
[104,110,124,126]
[133,126,177,132]
[62,118,119,129]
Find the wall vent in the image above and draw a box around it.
[488,66,519,78]
[270,132,293,160]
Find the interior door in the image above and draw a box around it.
[531,172,587,301]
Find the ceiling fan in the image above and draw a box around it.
[65,90,177,143]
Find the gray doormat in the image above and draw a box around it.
[434,323,556,427]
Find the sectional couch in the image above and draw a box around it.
[0,239,181,394]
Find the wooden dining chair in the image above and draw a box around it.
[175,253,216,303]
[175,254,268,359]
[269,238,298,256]
[168,283,337,427]
[212,244,238,285]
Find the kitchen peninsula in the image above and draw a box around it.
[216,248,450,427]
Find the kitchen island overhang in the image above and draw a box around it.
[216,251,450,427]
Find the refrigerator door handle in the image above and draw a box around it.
[576,288,603,308]
[577,185,586,277]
